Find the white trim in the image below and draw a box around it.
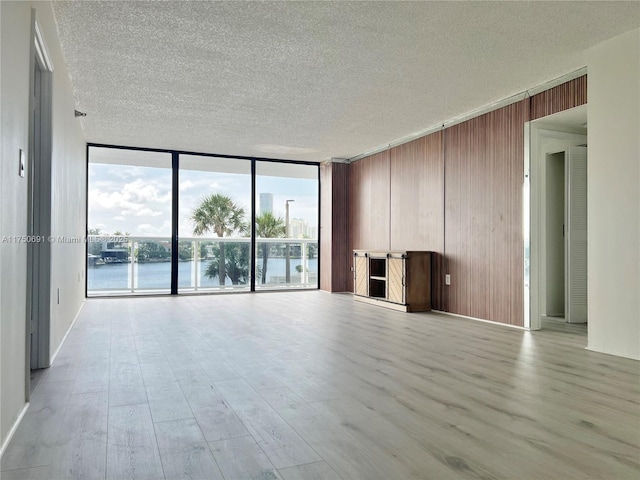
[432,310,527,330]
[523,123,531,329]
[348,67,587,163]
[0,402,30,458]
[585,346,640,362]
[34,19,53,72]
[48,300,85,365]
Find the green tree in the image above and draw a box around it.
[191,194,247,286]
[178,242,193,261]
[255,211,285,284]
[87,228,102,256]
[204,242,249,285]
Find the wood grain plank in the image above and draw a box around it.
[214,379,322,469]
[106,404,164,479]
[182,384,250,442]
[279,461,342,480]
[154,419,224,480]
[209,436,283,480]
[47,391,108,480]
[1,466,51,480]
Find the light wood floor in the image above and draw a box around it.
[2,292,639,479]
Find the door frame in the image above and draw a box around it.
[525,122,586,330]
[26,10,54,389]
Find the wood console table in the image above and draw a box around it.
[353,250,432,312]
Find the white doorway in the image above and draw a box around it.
[27,14,54,381]
[525,105,588,330]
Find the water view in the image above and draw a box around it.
[87,257,318,293]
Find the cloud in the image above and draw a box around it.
[180,180,194,191]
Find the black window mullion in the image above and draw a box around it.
[250,159,256,292]
[171,152,179,294]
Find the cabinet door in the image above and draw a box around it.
[354,255,368,296]
[387,257,405,304]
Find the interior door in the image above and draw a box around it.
[565,146,588,323]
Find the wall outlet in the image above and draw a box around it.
[445,274,451,286]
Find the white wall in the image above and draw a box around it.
[1,1,86,448]
[545,152,565,316]
[587,28,640,360]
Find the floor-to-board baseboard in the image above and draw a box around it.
[1,291,638,479]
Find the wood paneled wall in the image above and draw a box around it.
[530,75,587,120]
[444,102,526,325]
[390,133,445,309]
[342,76,586,327]
[320,162,350,292]
[348,150,391,252]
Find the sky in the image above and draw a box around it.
[88,163,319,238]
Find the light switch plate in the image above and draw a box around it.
[19,149,25,177]
[445,274,451,286]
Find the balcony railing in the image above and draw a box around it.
[87,235,318,296]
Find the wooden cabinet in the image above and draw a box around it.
[353,250,431,312]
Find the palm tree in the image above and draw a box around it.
[204,242,250,286]
[192,194,247,286]
[255,211,285,284]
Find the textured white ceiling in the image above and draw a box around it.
[51,1,640,162]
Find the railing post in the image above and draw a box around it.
[193,240,198,291]
[130,239,136,293]
[302,242,308,286]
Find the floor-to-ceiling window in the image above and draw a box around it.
[178,155,252,293]
[86,146,319,296]
[87,147,172,296]
[255,162,319,289]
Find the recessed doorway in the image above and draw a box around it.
[525,105,588,330]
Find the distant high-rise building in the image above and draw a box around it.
[259,193,273,214]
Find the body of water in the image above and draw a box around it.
[87,258,318,292]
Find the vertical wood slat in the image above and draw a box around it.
[348,150,390,253]
[530,75,587,120]
[320,162,350,292]
[444,120,472,317]
[389,132,444,310]
[445,102,525,325]
[331,163,350,292]
[487,101,526,325]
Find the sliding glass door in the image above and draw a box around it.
[178,155,252,292]
[87,147,172,296]
[86,145,319,296]
[255,163,319,289]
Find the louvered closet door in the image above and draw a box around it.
[388,257,405,304]
[566,146,588,323]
